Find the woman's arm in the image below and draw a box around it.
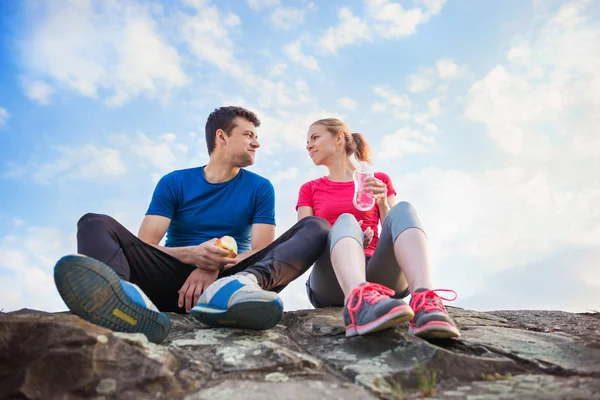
[297,206,314,221]
[379,194,397,223]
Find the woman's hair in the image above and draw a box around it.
[310,118,372,163]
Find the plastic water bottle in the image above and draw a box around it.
[353,162,375,211]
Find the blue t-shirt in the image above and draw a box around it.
[146,166,275,252]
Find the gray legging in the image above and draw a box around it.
[306,201,425,308]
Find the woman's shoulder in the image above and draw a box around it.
[300,176,327,190]
[374,171,393,182]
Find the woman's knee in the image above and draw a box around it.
[383,201,425,238]
[389,201,417,218]
[330,214,363,252]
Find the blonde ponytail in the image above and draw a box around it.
[351,132,371,163]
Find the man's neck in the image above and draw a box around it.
[203,157,241,183]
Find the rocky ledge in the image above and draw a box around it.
[1,307,599,400]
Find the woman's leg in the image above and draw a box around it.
[307,213,413,337]
[367,201,460,339]
[306,214,364,308]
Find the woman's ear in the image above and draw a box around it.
[336,132,344,145]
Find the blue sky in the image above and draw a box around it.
[1,0,599,313]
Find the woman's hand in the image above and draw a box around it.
[364,177,387,203]
[358,220,374,249]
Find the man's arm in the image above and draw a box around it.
[138,214,235,270]
[229,223,276,265]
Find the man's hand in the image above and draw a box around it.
[358,220,374,249]
[364,177,388,204]
[178,268,220,312]
[189,238,238,271]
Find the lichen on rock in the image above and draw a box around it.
[1,307,599,399]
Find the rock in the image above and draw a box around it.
[1,307,599,400]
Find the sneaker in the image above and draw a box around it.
[409,288,460,339]
[190,273,283,330]
[54,254,172,343]
[344,282,415,337]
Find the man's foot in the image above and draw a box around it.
[344,282,415,337]
[190,273,283,330]
[409,288,460,339]
[54,254,172,343]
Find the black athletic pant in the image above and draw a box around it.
[76,213,331,313]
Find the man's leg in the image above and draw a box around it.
[191,216,330,329]
[54,213,194,343]
[75,213,195,312]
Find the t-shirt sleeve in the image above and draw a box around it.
[376,172,397,197]
[295,182,313,211]
[146,173,179,219]
[253,180,276,226]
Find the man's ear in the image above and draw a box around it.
[216,129,227,147]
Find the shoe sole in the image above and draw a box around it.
[190,298,284,330]
[346,304,414,337]
[410,321,461,339]
[54,254,172,344]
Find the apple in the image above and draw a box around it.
[215,235,238,258]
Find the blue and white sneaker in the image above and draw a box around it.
[54,254,172,343]
[190,273,283,330]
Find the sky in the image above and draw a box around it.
[1,0,599,314]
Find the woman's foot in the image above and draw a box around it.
[409,288,460,339]
[344,282,414,337]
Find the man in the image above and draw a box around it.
[54,106,330,343]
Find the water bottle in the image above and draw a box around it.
[353,162,375,211]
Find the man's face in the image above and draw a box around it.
[224,117,260,167]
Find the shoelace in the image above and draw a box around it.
[410,289,457,314]
[347,283,394,326]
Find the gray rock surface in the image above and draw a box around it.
[1,306,598,399]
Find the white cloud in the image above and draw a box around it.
[247,0,315,29]
[0,226,75,312]
[378,127,436,160]
[406,69,435,93]
[319,8,371,53]
[271,167,299,184]
[371,102,386,112]
[225,13,241,27]
[22,1,188,107]
[12,218,25,227]
[181,3,312,108]
[338,97,357,110]
[436,59,462,80]
[23,80,54,104]
[427,97,441,117]
[365,0,446,38]
[0,107,10,128]
[465,0,600,158]
[373,86,412,108]
[30,145,127,185]
[284,41,320,71]
[246,0,279,10]
[270,6,312,30]
[268,62,287,77]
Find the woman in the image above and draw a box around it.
[296,118,460,339]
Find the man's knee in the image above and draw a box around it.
[77,213,114,233]
[301,216,331,239]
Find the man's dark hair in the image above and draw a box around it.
[205,106,261,154]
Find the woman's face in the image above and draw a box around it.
[306,124,339,166]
